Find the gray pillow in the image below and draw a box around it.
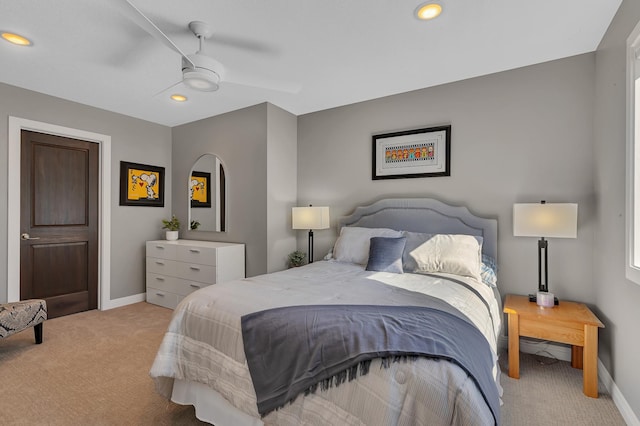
[365,236,407,274]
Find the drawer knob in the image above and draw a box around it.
[155,277,165,281]
[156,261,164,265]
[190,266,201,271]
[189,249,201,253]
[156,246,165,249]
[190,283,201,288]
[155,292,165,297]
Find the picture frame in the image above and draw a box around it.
[190,171,212,208]
[372,125,451,180]
[119,161,165,207]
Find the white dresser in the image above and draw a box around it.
[146,239,245,309]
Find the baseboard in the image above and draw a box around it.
[598,359,640,426]
[498,336,640,425]
[101,292,145,310]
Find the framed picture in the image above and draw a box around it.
[119,161,165,207]
[372,125,451,180]
[190,171,212,208]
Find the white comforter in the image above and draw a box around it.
[150,261,502,426]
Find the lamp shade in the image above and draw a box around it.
[292,206,330,230]
[513,203,578,238]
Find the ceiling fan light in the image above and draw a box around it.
[183,70,220,92]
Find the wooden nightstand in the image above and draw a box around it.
[503,294,604,398]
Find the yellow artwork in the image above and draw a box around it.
[120,161,165,207]
[128,168,160,200]
[190,175,208,203]
[190,171,211,208]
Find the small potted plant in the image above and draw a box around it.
[190,219,200,230]
[162,215,180,241]
[288,250,307,268]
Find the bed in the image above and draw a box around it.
[150,198,502,425]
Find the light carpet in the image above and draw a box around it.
[0,302,627,425]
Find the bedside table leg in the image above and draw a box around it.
[507,312,520,379]
[583,324,599,398]
[571,345,583,369]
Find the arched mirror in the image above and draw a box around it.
[189,154,226,232]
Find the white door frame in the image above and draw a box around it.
[7,117,112,309]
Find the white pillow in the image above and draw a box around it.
[333,226,403,265]
[403,233,482,281]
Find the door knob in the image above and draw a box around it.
[21,233,40,240]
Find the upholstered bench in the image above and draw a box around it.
[0,299,47,344]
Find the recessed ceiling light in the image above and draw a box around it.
[170,94,188,102]
[415,3,443,20]
[1,32,32,46]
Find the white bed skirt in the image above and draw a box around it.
[171,379,263,426]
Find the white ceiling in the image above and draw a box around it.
[0,0,622,127]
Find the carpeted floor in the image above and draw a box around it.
[0,302,627,425]
[499,350,626,425]
[0,302,204,426]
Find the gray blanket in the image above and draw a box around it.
[241,300,499,425]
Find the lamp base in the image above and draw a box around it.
[528,293,559,305]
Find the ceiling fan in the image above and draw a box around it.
[115,0,300,94]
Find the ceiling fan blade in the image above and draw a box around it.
[211,34,276,54]
[224,69,301,94]
[114,0,195,69]
[152,80,186,98]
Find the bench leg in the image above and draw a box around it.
[34,323,43,344]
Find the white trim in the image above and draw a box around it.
[598,359,640,426]
[625,20,640,285]
[499,337,640,424]
[102,293,146,310]
[7,117,112,310]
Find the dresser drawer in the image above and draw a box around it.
[146,257,178,276]
[146,241,178,260]
[146,239,244,310]
[176,245,217,266]
[146,273,208,296]
[175,262,217,284]
[146,287,179,309]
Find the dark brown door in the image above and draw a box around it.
[20,130,99,319]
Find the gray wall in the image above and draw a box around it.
[0,82,172,303]
[172,103,298,277]
[594,0,640,418]
[266,104,298,272]
[298,53,596,306]
[172,103,269,277]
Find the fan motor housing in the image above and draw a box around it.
[182,54,225,92]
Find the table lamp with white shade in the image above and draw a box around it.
[292,205,330,263]
[513,201,578,306]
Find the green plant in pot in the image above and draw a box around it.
[288,250,306,268]
[190,219,200,230]
[162,215,180,241]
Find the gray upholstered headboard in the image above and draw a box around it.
[338,198,498,261]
